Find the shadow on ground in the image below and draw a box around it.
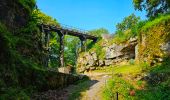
[68,79,99,100]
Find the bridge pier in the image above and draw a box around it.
[79,36,86,52]
[58,31,65,67]
[44,30,51,67]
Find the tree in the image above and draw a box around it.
[64,36,80,67]
[32,10,60,26]
[133,0,170,18]
[116,14,140,31]
[88,28,109,37]
[113,14,141,43]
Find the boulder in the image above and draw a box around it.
[77,52,98,72]
[85,52,98,67]
[105,44,125,59]
[105,60,114,66]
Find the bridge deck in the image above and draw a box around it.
[42,24,98,41]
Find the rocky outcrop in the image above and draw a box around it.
[77,37,138,73]
[105,44,124,59]
[77,52,98,73]
[104,37,137,65]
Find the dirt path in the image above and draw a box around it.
[32,72,111,100]
[81,73,111,100]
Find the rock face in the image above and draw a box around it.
[77,37,138,73]
[77,52,98,73]
[104,37,137,65]
[105,44,124,59]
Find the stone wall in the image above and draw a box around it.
[17,67,81,91]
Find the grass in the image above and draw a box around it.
[102,58,170,100]
[113,65,142,74]
[103,77,135,100]
[93,64,142,75]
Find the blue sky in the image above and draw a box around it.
[37,0,147,33]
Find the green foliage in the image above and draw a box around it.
[133,0,170,18]
[135,57,170,99]
[103,77,135,100]
[113,14,141,43]
[18,0,36,15]
[138,14,170,64]
[116,14,140,31]
[89,40,105,60]
[102,58,170,100]
[139,62,150,71]
[150,57,170,73]
[135,86,170,100]
[0,87,30,100]
[64,36,80,67]
[113,30,130,43]
[88,28,109,37]
[32,10,60,26]
[142,14,170,31]
[0,0,81,99]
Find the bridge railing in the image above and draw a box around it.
[58,23,89,35]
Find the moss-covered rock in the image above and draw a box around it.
[138,14,170,64]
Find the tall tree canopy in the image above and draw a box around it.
[113,14,141,43]
[133,0,170,17]
[116,14,140,32]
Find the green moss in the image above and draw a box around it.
[138,14,170,63]
[18,0,36,14]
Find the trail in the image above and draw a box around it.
[32,72,111,100]
[81,72,111,100]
